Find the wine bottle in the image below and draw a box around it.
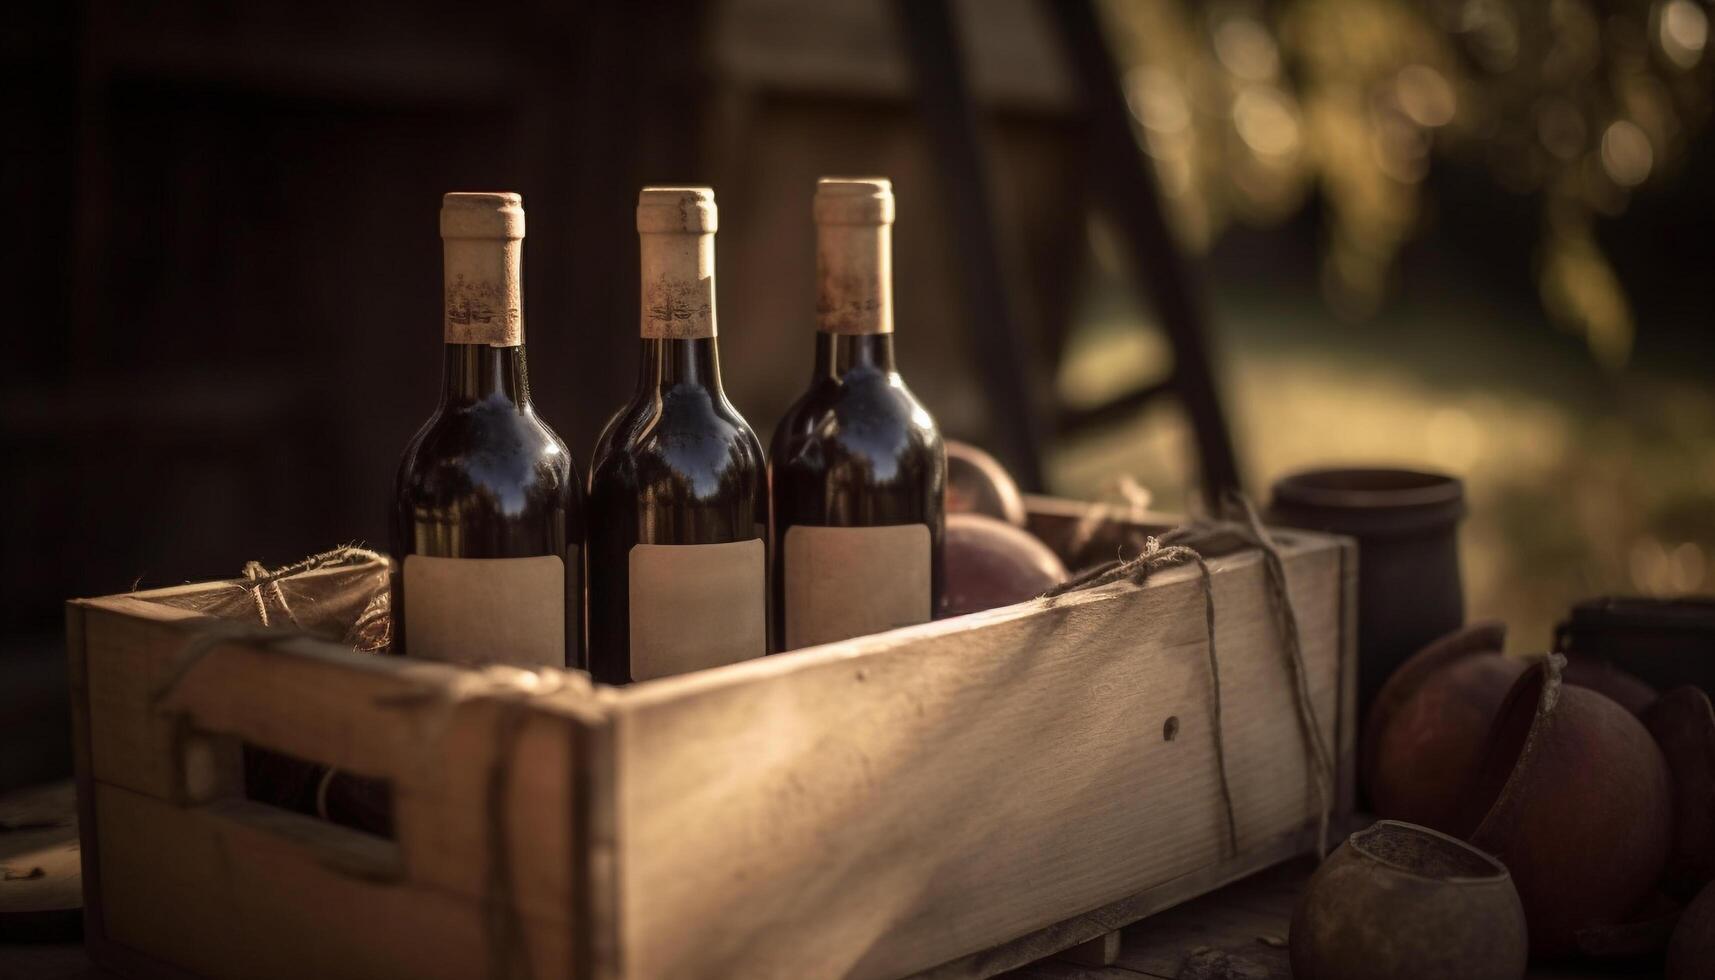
[586,187,769,684]
[769,178,945,650]
[390,192,582,667]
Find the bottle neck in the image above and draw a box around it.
[443,237,524,347]
[815,332,897,380]
[443,343,531,406]
[639,231,717,340]
[815,222,892,336]
[637,337,723,393]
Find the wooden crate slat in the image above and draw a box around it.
[76,592,595,926]
[94,781,570,980]
[605,537,1347,980]
[912,828,1313,979]
[66,506,1354,980]
[81,598,209,800]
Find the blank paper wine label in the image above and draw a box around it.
[629,539,766,681]
[404,554,565,666]
[784,524,931,650]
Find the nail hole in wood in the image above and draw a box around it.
[1163,716,1180,741]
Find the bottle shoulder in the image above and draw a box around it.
[590,385,765,492]
[396,399,577,500]
[771,370,943,467]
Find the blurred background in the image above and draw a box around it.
[3,0,1711,792]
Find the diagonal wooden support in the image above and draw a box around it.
[895,0,1050,492]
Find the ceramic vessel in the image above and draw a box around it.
[1290,819,1527,980]
[1667,880,1715,980]
[1269,468,1465,728]
[1643,686,1715,899]
[1556,595,1715,695]
[1361,621,1522,831]
[1460,655,1673,956]
[1562,653,1657,714]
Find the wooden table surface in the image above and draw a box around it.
[0,782,1672,979]
[999,857,1665,980]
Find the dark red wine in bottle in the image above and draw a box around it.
[769,178,945,650]
[586,187,769,684]
[390,192,582,667]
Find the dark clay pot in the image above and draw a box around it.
[1668,880,1715,980]
[1361,621,1523,833]
[1290,820,1527,980]
[1643,686,1715,899]
[1557,595,1715,697]
[1269,468,1465,729]
[1460,655,1674,956]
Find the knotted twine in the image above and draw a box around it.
[147,551,567,980]
[1042,491,1338,859]
[155,545,392,652]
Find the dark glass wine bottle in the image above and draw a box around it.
[390,192,582,667]
[586,187,769,684]
[769,178,945,650]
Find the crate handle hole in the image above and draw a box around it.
[241,743,396,840]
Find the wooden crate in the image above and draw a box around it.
[65,501,1356,980]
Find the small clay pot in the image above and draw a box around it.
[1563,653,1658,715]
[1643,686,1715,899]
[1290,820,1527,980]
[1268,468,1466,730]
[1556,595,1715,696]
[1667,880,1715,980]
[1573,890,1682,960]
[1361,621,1523,832]
[1459,654,1674,956]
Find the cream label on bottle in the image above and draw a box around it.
[404,553,566,667]
[628,538,766,681]
[784,524,931,650]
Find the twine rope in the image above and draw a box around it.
[1222,492,1336,857]
[1043,491,1337,859]
[1045,533,1238,857]
[1066,474,1154,563]
[235,545,387,628]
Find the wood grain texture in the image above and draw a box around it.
[1054,930,1120,967]
[92,782,566,980]
[63,600,105,953]
[70,593,599,978]
[78,598,208,801]
[1111,861,1304,980]
[918,827,1313,980]
[606,535,1347,980]
[66,510,1351,980]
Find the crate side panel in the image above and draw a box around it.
[66,601,109,952]
[609,541,1345,980]
[82,601,204,800]
[1214,542,1344,855]
[142,634,586,923]
[80,592,589,932]
[95,781,569,980]
[392,696,580,925]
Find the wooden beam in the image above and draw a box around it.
[895,0,1049,491]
